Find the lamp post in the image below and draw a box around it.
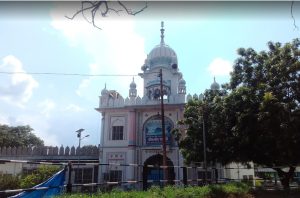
[75,129,89,183]
[202,114,207,185]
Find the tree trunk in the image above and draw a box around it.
[273,166,295,190]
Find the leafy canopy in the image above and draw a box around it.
[0,124,44,147]
[176,39,300,169]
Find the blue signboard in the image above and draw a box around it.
[144,117,173,145]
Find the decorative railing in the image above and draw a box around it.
[0,145,99,158]
[98,94,202,108]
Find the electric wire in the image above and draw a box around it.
[0,71,139,77]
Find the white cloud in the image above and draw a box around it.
[207,57,233,76]
[14,115,59,146]
[0,55,39,106]
[0,116,10,125]
[50,4,146,98]
[64,104,85,112]
[76,78,91,96]
[75,63,100,97]
[38,99,56,117]
[0,114,59,146]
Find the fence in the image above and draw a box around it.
[0,159,300,197]
[0,146,99,161]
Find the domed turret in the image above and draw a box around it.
[130,79,136,89]
[101,84,109,95]
[210,77,220,90]
[129,77,137,98]
[179,78,186,85]
[143,21,178,70]
[178,78,186,94]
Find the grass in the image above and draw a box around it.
[57,182,252,198]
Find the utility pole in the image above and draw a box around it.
[76,128,85,167]
[202,115,207,184]
[75,128,89,184]
[159,68,168,183]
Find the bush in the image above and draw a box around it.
[56,182,252,198]
[20,165,61,189]
[0,174,20,190]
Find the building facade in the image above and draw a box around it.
[96,22,186,187]
[95,22,255,188]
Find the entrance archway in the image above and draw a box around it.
[143,154,175,189]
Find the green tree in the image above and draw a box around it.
[176,39,300,189]
[226,39,300,189]
[0,125,44,147]
[173,89,228,165]
[20,165,61,189]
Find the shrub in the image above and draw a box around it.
[20,165,61,188]
[0,174,20,190]
[56,182,251,198]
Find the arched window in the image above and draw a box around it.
[111,117,125,140]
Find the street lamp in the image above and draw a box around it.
[75,129,89,164]
[76,129,90,152]
[75,129,89,184]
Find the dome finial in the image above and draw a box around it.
[160,21,165,45]
[130,77,137,89]
[101,83,108,95]
[211,77,220,90]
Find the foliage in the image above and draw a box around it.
[226,39,300,189]
[0,174,20,190]
[173,89,229,165]
[20,165,61,189]
[0,124,44,147]
[56,182,251,198]
[175,39,300,189]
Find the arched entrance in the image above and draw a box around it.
[143,154,175,189]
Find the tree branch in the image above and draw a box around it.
[291,1,299,31]
[117,1,148,16]
[65,1,148,30]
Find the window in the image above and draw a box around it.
[112,126,123,140]
[109,170,122,182]
[75,168,93,184]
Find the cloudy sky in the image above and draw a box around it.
[0,1,299,147]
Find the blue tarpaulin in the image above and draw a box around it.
[10,169,66,198]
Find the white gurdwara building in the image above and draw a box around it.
[96,22,186,187]
[95,22,254,188]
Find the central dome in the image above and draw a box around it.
[148,44,178,69]
[144,22,178,70]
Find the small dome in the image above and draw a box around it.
[210,77,220,90]
[179,78,186,85]
[130,78,136,89]
[101,84,109,95]
[141,64,147,71]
